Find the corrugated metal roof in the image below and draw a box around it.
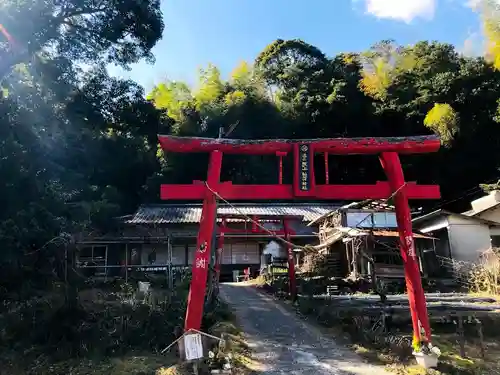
[462,202,500,217]
[125,203,340,224]
[371,230,434,239]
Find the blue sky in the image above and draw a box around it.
[108,0,485,92]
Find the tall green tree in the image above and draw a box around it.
[0,0,164,79]
[0,0,166,273]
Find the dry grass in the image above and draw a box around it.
[3,352,179,375]
[316,307,500,375]
[208,297,265,375]
[468,248,500,296]
[315,311,500,375]
[351,333,500,375]
[442,247,500,297]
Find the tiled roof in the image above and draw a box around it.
[125,203,340,224]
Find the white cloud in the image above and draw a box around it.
[467,0,481,8]
[467,0,500,10]
[460,31,484,57]
[359,0,437,23]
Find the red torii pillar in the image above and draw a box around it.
[182,150,222,331]
[158,135,440,345]
[381,152,431,342]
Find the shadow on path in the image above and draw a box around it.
[219,283,392,375]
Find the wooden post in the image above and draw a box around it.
[457,316,466,358]
[476,318,485,359]
[104,245,108,282]
[283,218,297,301]
[125,243,128,283]
[64,243,68,285]
[215,228,224,283]
[346,240,352,275]
[352,241,358,278]
[167,236,173,289]
[276,151,287,184]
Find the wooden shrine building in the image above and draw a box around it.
[74,202,337,282]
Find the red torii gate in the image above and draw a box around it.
[157,135,441,347]
[215,213,302,298]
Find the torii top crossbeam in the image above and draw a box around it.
[158,135,440,155]
[158,135,441,201]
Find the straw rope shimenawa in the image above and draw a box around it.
[204,181,407,253]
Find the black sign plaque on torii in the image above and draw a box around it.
[298,144,311,191]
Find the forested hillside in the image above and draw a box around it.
[1,0,500,277]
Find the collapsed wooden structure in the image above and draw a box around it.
[310,200,437,281]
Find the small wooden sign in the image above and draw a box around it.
[271,267,288,275]
[184,333,204,361]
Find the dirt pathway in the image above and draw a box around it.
[219,283,392,375]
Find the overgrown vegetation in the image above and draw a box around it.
[0,272,249,375]
[467,249,500,296]
[0,274,189,374]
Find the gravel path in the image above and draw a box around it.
[219,283,392,375]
